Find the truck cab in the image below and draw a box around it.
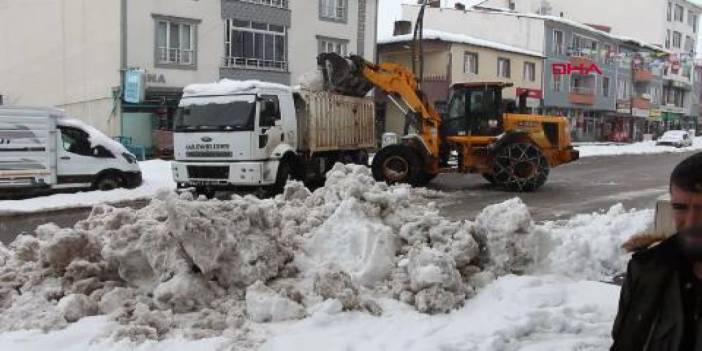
[172,82,298,195]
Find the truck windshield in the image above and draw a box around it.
[175,95,256,132]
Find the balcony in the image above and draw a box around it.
[569,55,595,67]
[222,57,288,71]
[632,97,651,109]
[633,69,653,83]
[569,87,595,105]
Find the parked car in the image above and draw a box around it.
[0,106,142,197]
[656,130,693,148]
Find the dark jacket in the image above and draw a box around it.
[611,234,702,351]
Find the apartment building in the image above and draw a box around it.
[0,0,377,156]
[481,0,700,131]
[399,3,671,141]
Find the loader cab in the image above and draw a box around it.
[442,82,512,137]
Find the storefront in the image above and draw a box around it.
[121,70,181,159]
[661,111,683,131]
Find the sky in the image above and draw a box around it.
[378,0,702,54]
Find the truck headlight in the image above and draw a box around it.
[122,152,137,164]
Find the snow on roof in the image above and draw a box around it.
[379,29,543,58]
[57,117,129,157]
[404,4,669,55]
[183,79,291,98]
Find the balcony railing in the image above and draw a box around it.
[632,97,651,109]
[633,69,653,83]
[239,0,288,9]
[223,56,288,71]
[569,87,595,105]
[157,48,194,65]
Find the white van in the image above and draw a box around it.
[0,107,141,195]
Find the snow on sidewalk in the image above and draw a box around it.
[576,136,702,158]
[0,160,175,215]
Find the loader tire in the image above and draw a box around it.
[372,145,423,186]
[492,142,550,192]
[417,171,438,186]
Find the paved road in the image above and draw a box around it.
[431,152,693,221]
[0,152,695,244]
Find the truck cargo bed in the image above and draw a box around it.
[295,90,375,153]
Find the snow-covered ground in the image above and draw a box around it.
[576,136,702,158]
[0,160,175,215]
[0,164,653,350]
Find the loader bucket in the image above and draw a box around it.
[317,53,373,97]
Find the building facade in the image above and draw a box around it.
[400,3,677,141]
[0,0,378,156]
[378,30,543,137]
[481,0,700,131]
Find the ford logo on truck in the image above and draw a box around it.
[201,137,213,142]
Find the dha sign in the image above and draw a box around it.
[552,63,603,75]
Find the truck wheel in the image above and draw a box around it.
[94,174,123,191]
[492,143,550,192]
[371,145,423,186]
[269,160,291,196]
[417,171,438,186]
[194,187,215,199]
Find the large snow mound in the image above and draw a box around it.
[0,163,653,349]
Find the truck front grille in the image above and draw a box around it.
[187,166,230,179]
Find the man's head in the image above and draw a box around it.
[671,152,702,260]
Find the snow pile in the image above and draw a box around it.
[577,137,702,158]
[0,163,655,349]
[297,70,325,91]
[0,163,539,345]
[538,204,654,281]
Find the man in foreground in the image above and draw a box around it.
[612,152,702,350]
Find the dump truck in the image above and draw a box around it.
[0,106,142,196]
[318,53,579,191]
[171,80,375,197]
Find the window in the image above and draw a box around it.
[650,86,660,105]
[464,52,478,74]
[239,0,288,8]
[318,37,348,55]
[668,2,672,21]
[617,80,630,100]
[692,14,699,32]
[523,62,536,82]
[685,35,695,53]
[571,34,598,58]
[155,18,197,67]
[320,0,347,22]
[552,74,565,92]
[675,4,684,22]
[224,19,287,70]
[60,127,96,156]
[259,95,281,127]
[570,75,592,94]
[666,30,671,49]
[601,76,610,97]
[497,58,511,78]
[673,31,682,48]
[553,30,564,55]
